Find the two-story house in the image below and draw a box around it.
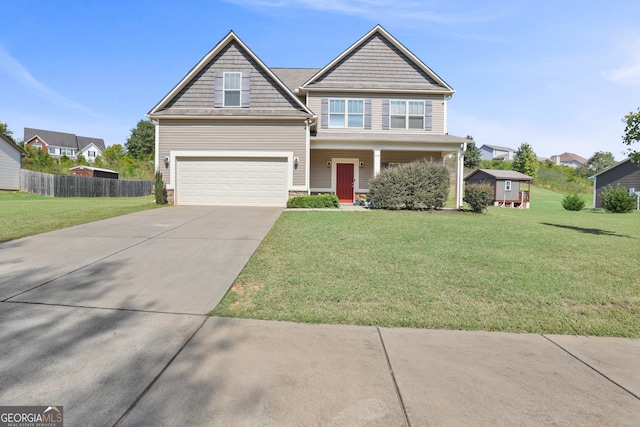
[148,25,470,208]
[24,128,105,162]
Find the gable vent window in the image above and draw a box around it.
[223,72,241,107]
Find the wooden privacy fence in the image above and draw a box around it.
[20,170,153,198]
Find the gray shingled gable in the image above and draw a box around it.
[301,25,453,93]
[271,68,320,92]
[465,169,533,181]
[149,32,313,118]
[77,136,106,151]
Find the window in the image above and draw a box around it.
[390,100,424,129]
[505,181,512,191]
[223,72,241,107]
[329,99,364,128]
[33,142,42,149]
[49,147,57,155]
[88,151,96,158]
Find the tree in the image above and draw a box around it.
[102,143,126,163]
[584,151,616,174]
[622,108,640,162]
[464,139,481,169]
[125,119,155,159]
[512,143,539,179]
[0,121,16,143]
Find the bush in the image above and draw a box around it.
[601,184,637,213]
[287,194,339,208]
[561,193,586,211]
[153,171,167,205]
[369,160,450,210]
[464,183,493,213]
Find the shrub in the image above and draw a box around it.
[601,184,637,213]
[464,183,493,213]
[369,160,450,210]
[561,193,586,211]
[287,194,339,208]
[153,171,166,205]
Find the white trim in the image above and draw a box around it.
[154,123,159,172]
[328,98,365,129]
[168,150,293,191]
[311,140,460,152]
[305,121,311,195]
[389,99,425,130]
[310,187,333,193]
[223,71,242,107]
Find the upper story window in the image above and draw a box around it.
[88,150,96,158]
[223,72,241,107]
[32,141,42,149]
[329,99,364,128]
[390,100,424,129]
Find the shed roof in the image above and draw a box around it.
[480,144,516,152]
[0,133,26,155]
[465,169,533,181]
[590,157,636,178]
[69,166,118,174]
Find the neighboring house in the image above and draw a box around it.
[148,25,470,207]
[69,166,119,179]
[465,169,533,208]
[590,158,640,209]
[479,145,516,161]
[0,133,26,190]
[23,128,105,162]
[550,152,587,168]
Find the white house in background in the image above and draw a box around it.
[0,133,26,190]
[550,152,587,168]
[23,128,105,162]
[479,144,516,161]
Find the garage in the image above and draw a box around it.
[176,157,289,206]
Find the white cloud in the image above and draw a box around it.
[224,0,503,25]
[0,44,97,117]
[602,34,640,87]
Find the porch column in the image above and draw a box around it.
[373,148,381,176]
[455,149,464,209]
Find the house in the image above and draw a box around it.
[464,169,533,208]
[479,144,516,161]
[550,152,587,168]
[148,25,471,207]
[69,166,119,179]
[23,128,105,162]
[0,133,26,190]
[590,157,640,209]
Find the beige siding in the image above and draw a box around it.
[310,149,374,190]
[0,140,22,190]
[308,34,445,91]
[158,119,307,186]
[164,41,302,113]
[381,151,443,165]
[308,93,446,134]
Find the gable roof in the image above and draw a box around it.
[590,157,637,178]
[0,133,26,156]
[23,128,105,151]
[552,152,587,164]
[271,68,320,92]
[480,144,516,152]
[148,31,314,119]
[69,166,118,174]
[300,25,454,94]
[465,169,533,181]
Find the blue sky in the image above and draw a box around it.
[2,0,639,160]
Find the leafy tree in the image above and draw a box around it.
[125,119,155,160]
[0,121,16,143]
[584,151,615,174]
[102,144,126,163]
[464,140,481,169]
[512,143,539,179]
[622,108,640,162]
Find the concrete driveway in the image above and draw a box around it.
[0,206,282,426]
[1,206,639,426]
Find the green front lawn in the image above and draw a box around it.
[213,187,640,337]
[0,191,158,242]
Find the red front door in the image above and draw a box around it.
[336,163,354,203]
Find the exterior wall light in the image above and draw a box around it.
[360,161,365,168]
[163,156,169,168]
[294,157,299,170]
[327,161,331,168]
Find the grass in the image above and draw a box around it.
[0,190,158,242]
[212,186,640,337]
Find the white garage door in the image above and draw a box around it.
[176,157,288,206]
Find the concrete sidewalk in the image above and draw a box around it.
[1,206,639,426]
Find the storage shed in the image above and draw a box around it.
[465,169,533,208]
[69,166,119,179]
[590,158,640,209]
